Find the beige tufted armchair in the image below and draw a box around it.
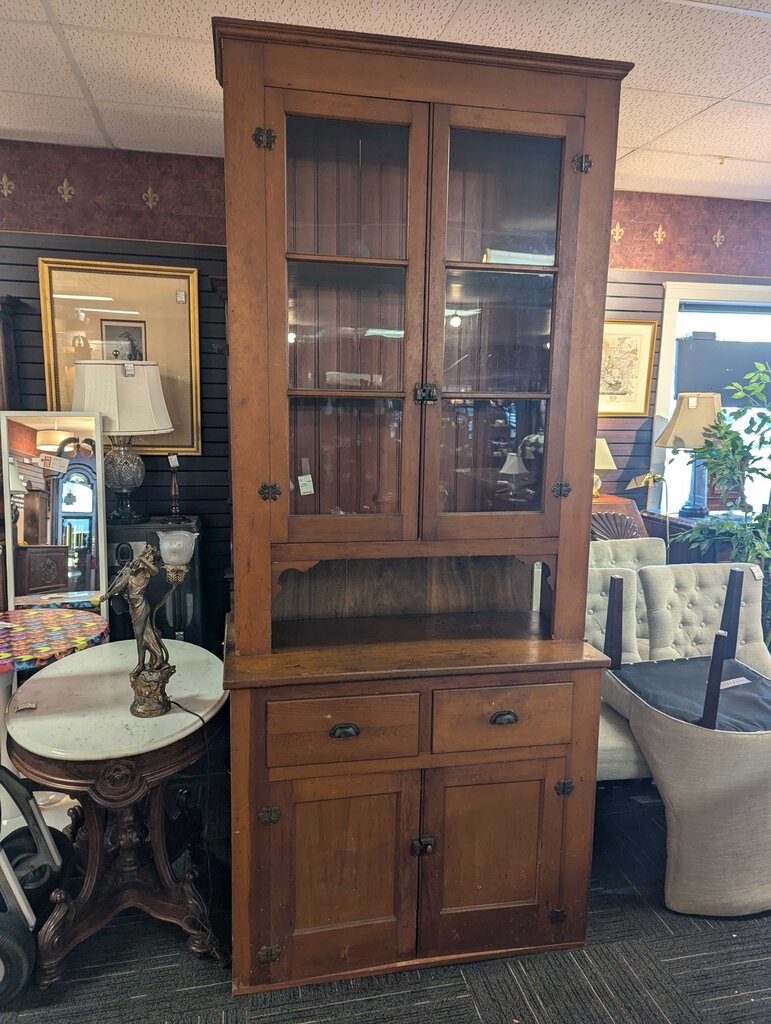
[602,561,771,916]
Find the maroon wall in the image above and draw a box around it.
[2,139,771,276]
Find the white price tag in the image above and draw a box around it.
[38,453,69,473]
[168,453,180,468]
[298,474,314,496]
[750,565,763,581]
[721,676,751,690]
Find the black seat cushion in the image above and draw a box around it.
[613,657,771,732]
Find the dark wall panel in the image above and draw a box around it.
[0,231,230,652]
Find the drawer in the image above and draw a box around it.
[432,683,573,754]
[266,693,420,767]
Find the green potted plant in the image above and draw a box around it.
[685,362,771,643]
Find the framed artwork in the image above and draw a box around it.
[100,319,146,361]
[38,259,201,454]
[598,320,657,417]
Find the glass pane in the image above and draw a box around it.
[439,399,547,513]
[447,129,561,265]
[289,263,405,391]
[290,397,402,515]
[444,270,553,393]
[287,116,409,259]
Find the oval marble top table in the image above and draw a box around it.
[6,639,227,760]
[0,608,109,675]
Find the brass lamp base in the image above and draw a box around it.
[129,663,176,718]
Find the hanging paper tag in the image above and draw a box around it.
[750,565,763,581]
[298,457,314,495]
[38,453,69,473]
[721,676,751,690]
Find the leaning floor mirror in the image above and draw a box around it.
[0,412,107,613]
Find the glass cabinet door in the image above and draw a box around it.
[266,91,428,543]
[421,105,584,540]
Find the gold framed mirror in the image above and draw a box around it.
[38,258,201,455]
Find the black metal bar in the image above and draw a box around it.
[719,567,744,660]
[701,629,729,730]
[604,574,624,669]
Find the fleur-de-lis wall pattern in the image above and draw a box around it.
[0,139,769,275]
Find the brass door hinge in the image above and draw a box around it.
[258,807,281,824]
[554,780,575,796]
[252,127,277,150]
[552,480,572,498]
[257,943,282,963]
[571,154,593,174]
[549,908,568,922]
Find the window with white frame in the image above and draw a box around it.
[651,281,771,515]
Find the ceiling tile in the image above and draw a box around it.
[615,148,771,201]
[652,99,771,161]
[0,92,105,147]
[0,22,82,97]
[100,102,224,157]
[4,0,47,19]
[443,0,771,95]
[63,29,220,109]
[50,0,460,41]
[733,75,771,103]
[618,88,718,148]
[698,0,771,11]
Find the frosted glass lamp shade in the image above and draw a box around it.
[594,437,617,471]
[158,531,199,566]
[72,360,173,436]
[655,393,722,450]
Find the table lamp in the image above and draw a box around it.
[655,392,721,518]
[101,531,198,717]
[72,360,173,523]
[593,437,617,497]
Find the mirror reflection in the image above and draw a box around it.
[0,413,107,612]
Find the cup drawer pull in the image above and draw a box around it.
[328,722,361,739]
[489,710,519,726]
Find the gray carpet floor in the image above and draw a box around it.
[2,783,770,1024]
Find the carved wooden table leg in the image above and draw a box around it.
[8,726,226,987]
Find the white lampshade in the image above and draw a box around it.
[72,360,172,436]
[500,452,527,476]
[7,457,27,495]
[594,437,617,471]
[36,428,74,452]
[655,392,722,450]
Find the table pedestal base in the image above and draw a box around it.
[8,730,226,987]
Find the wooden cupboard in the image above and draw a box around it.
[214,18,630,994]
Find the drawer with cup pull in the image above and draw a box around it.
[266,692,420,767]
[432,682,573,754]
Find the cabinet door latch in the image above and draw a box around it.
[549,909,568,922]
[571,154,593,174]
[552,480,572,498]
[258,806,282,824]
[252,127,277,150]
[257,943,282,963]
[259,482,282,501]
[554,779,575,796]
[411,835,436,856]
[414,383,439,405]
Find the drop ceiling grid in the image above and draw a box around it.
[442,0,771,95]
[48,0,463,40]
[615,148,771,201]
[617,89,719,149]
[0,93,104,147]
[99,101,224,157]
[651,99,771,161]
[0,21,83,97]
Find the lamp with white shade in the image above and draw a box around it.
[71,360,172,523]
[593,437,617,497]
[655,392,722,518]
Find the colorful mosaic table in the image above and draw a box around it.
[0,608,109,676]
[13,592,103,612]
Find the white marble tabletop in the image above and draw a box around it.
[6,640,227,761]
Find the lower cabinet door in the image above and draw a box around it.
[269,771,421,981]
[418,758,567,958]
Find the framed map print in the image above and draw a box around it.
[598,320,657,417]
